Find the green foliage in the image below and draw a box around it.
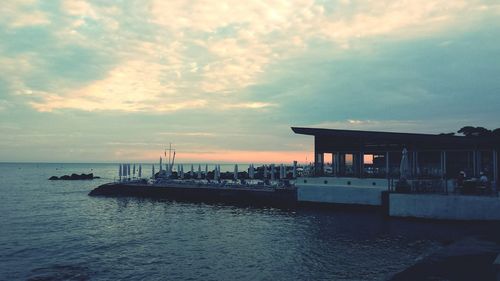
[457,126,500,137]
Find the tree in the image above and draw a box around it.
[457,126,492,137]
[492,128,500,137]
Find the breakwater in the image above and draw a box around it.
[89,181,297,208]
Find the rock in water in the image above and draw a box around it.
[389,237,500,281]
[48,173,99,180]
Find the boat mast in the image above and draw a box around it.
[168,143,172,170]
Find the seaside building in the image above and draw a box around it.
[292,127,500,220]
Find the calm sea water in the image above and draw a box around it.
[1,163,500,281]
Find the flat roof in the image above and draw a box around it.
[291,127,499,150]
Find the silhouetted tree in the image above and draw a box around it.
[492,128,500,137]
[457,126,492,137]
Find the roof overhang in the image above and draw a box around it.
[291,127,499,151]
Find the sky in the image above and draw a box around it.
[0,0,499,163]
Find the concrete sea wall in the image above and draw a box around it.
[389,193,500,221]
[297,177,388,206]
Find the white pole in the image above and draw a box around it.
[168,143,172,172]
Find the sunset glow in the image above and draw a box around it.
[1,1,499,162]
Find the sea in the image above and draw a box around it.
[1,162,500,281]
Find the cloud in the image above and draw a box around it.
[29,59,207,112]
[0,0,499,163]
[221,102,277,109]
[0,1,50,28]
[3,0,497,114]
[140,149,313,164]
[158,132,216,137]
[0,100,12,111]
[306,119,478,134]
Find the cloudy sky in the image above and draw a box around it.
[1,0,499,163]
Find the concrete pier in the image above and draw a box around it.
[89,182,297,208]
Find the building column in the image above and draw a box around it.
[340,153,344,175]
[334,152,340,176]
[493,150,498,192]
[477,150,482,175]
[385,151,390,179]
[359,151,364,178]
[412,151,417,178]
[315,152,324,176]
[472,150,477,177]
[441,151,448,193]
[330,153,335,176]
[441,151,447,179]
[415,151,419,177]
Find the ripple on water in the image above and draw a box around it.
[26,264,91,281]
[2,163,500,281]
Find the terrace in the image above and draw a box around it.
[292,127,499,195]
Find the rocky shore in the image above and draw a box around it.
[389,237,500,281]
[49,173,100,180]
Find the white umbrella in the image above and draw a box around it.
[213,165,217,181]
[270,164,275,181]
[234,164,238,180]
[249,164,254,179]
[138,164,142,178]
[293,161,297,178]
[400,148,411,180]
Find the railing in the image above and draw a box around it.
[394,178,497,196]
